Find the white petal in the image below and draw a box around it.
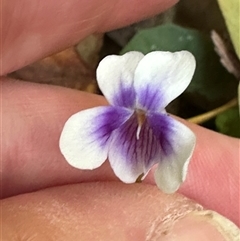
[134,51,196,112]
[59,106,132,170]
[97,51,144,108]
[108,114,160,183]
[148,114,196,193]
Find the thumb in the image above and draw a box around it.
[2,182,238,240]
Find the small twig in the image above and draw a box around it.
[187,98,238,124]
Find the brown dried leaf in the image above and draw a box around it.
[9,47,98,93]
[76,34,103,69]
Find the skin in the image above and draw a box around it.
[1,0,239,239]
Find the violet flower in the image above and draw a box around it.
[59,51,196,193]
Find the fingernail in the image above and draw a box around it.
[161,210,239,241]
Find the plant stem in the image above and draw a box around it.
[187,98,238,124]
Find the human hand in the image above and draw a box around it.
[1,0,239,240]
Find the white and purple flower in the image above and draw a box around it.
[59,51,196,193]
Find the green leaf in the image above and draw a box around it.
[217,0,240,59]
[215,106,240,138]
[121,24,238,110]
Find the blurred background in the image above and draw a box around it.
[8,0,240,138]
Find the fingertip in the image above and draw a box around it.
[2,182,201,240]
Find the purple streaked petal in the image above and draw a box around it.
[97,51,144,108]
[134,51,196,112]
[148,113,196,193]
[108,114,160,183]
[59,106,132,170]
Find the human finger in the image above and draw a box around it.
[2,182,238,240]
[2,0,178,75]
[1,78,239,226]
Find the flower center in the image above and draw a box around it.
[136,109,146,140]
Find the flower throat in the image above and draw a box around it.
[136,109,146,140]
